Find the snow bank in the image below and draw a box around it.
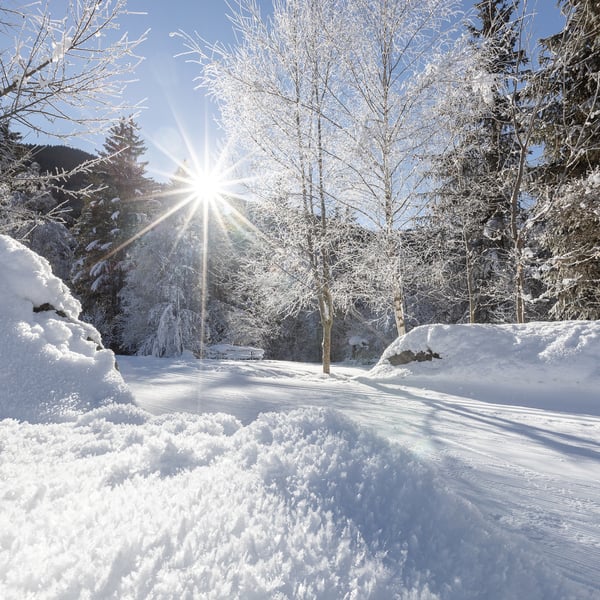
[0,406,573,599]
[0,235,133,423]
[370,322,600,408]
[205,343,265,360]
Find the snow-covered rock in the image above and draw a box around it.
[0,235,133,422]
[370,321,600,409]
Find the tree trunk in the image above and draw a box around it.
[510,139,528,324]
[464,228,476,323]
[393,284,406,337]
[319,291,333,375]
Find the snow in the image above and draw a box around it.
[205,343,265,360]
[370,321,600,413]
[1,236,599,598]
[0,235,132,423]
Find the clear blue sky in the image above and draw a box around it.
[32,1,566,182]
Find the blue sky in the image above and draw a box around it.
[32,1,566,182]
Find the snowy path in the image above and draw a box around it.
[119,356,600,596]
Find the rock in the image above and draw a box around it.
[388,348,441,366]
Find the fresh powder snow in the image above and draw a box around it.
[0,235,132,423]
[1,235,599,598]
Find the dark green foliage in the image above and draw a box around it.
[535,0,600,181]
[538,172,600,319]
[427,0,527,323]
[72,117,153,352]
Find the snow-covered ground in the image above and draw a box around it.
[1,235,600,599]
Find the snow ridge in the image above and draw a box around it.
[0,406,574,599]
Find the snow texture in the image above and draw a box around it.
[0,235,133,423]
[0,238,598,598]
[0,406,574,599]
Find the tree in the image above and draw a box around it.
[184,0,353,373]
[340,0,460,336]
[537,170,600,320]
[427,0,534,323]
[0,1,145,275]
[1,1,145,140]
[119,209,205,357]
[532,0,600,318]
[535,0,600,183]
[72,117,153,351]
[0,121,77,276]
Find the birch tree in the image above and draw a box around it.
[182,0,351,373]
[334,0,461,336]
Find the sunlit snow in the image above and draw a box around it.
[1,236,599,599]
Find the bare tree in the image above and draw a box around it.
[333,0,461,336]
[0,0,146,244]
[1,0,146,139]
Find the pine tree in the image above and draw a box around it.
[428,0,527,323]
[536,0,600,182]
[72,117,152,351]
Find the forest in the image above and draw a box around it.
[1,0,598,373]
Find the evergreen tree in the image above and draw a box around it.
[532,1,600,319]
[118,206,206,357]
[538,170,600,320]
[99,117,149,201]
[72,117,152,351]
[427,0,527,323]
[536,0,600,182]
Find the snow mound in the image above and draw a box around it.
[205,343,265,360]
[0,406,573,599]
[372,321,600,384]
[0,235,133,423]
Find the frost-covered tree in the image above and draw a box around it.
[0,1,145,280]
[1,0,145,140]
[119,208,205,357]
[183,0,355,373]
[530,0,600,319]
[340,0,460,335]
[537,171,600,320]
[0,122,76,276]
[427,0,535,323]
[535,0,600,182]
[98,117,149,204]
[72,118,153,351]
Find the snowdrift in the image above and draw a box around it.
[0,406,572,599]
[370,322,600,409]
[0,235,133,422]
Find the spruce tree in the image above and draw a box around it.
[428,0,527,323]
[118,173,206,357]
[536,0,600,181]
[532,1,600,320]
[72,117,152,351]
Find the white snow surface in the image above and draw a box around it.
[1,238,599,598]
[371,321,600,413]
[0,235,132,422]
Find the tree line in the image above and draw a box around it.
[1,1,599,372]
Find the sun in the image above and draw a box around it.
[188,166,224,205]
